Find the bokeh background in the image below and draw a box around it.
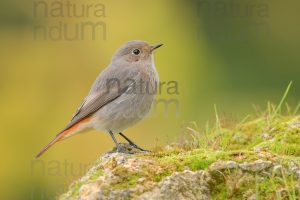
[0,0,300,199]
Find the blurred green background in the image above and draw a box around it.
[0,0,300,199]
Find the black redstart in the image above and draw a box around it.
[36,40,162,157]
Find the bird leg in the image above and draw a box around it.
[108,130,122,152]
[108,130,133,154]
[118,132,149,152]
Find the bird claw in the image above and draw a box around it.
[112,143,149,154]
[128,142,150,152]
[116,144,134,154]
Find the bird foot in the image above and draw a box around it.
[111,143,149,154]
[128,142,150,152]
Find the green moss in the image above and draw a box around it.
[63,168,104,199]
[209,170,229,199]
[100,185,110,197]
[269,132,300,156]
[152,149,263,174]
[89,168,104,181]
[256,174,299,199]
[60,112,300,199]
[139,113,298,198]
[112,174,141,189]
[69,181,84,198]
[153,171,172,182]
[109,166,142,189]
[146,114,299,199]
[209,169,299,199]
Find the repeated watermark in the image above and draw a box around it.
[30,159,90,199]
[105,79,179,95]
[196,0,269,18]
[104,78,180,118]
[196,0,270,41]
[32,0,107,41]
[31,159,90,177]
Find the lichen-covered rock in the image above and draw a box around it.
[289,161,300,180]
[209,160,238,171]
[60,148,299,200]
[137,170,210,200]
[59,115,300,199]
[239,159,272,172]
[60,149,211,200]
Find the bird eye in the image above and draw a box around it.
[132,49,140,55]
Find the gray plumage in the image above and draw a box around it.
[36,40,162,158]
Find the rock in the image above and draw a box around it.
[287,119,300,129]
[59,144,298,200]
[272,165,283,176]
[209,160,238,171]
[247,194,257,200]
[60,151,211,200]
[78,182,101,200]
[137,170,211,200]
[261,133,270,139]
[289,161,300,180]
[239,159,272,172]
[243,189,255,200]
[137,177,145,183]
[209,160,275,173]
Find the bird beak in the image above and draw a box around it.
[150,44,163,52]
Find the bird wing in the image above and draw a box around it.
[62,69,139,133]
[35,65,139,158]
[62,86,128,132]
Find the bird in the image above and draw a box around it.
[36,40,162,158]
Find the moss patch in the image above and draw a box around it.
[60,114,300,200]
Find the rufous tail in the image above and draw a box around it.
[35,117,91,158]
[35,133,65,158]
